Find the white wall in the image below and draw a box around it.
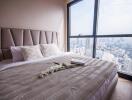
[0,0,67,50]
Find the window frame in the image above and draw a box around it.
[67,0,132,80]
[67,0,99,58]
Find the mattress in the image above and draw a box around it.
[0,53,117,100]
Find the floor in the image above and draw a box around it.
[109,78,132,100]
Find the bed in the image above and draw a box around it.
[0,28,118,100]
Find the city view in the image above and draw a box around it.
[70,38,132,75]
[69,0,132,76]
[70,38,93,57]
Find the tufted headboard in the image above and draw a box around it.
[0,28,58,61]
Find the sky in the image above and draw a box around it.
[70,0,132,35]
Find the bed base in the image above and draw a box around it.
[103,74,118,100]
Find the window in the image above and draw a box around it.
[98,0,132,35]
[70,38,93,56]
[67,0,132,77]
[70,0,95,36]
[96,37,132,75]
[68,0,95,57]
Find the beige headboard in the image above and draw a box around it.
[0,28,58,61]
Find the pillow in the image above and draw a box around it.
[40,44,62,57]
[21,45,43,61]
[10,46,24,62]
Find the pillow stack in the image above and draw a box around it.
[40,44,62,57]
[10,44,61,62]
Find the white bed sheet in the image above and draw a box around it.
[0,52,73,72]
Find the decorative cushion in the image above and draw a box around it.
[40,44,62,57]
[10,46,24,62]
[21,45,43,61]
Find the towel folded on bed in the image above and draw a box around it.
[71,59,86,66]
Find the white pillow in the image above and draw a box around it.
[40,44,62,57]
[10,46,24,62]
[21,45,43,61]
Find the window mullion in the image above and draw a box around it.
[92,0,99,58]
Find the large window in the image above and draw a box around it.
[67,0,132,76]
[70,0,95,36]
[68,0,95,57]
[96,37,132,75]
[70,38,93,57]
[98,0,132,35]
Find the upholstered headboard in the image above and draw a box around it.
[0,28,58,61]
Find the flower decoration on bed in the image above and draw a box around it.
[38,59,86,79]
